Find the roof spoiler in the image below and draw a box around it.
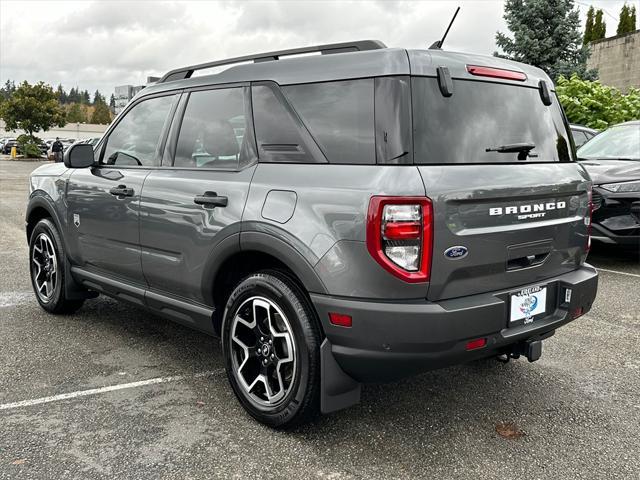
[158,40,387,84]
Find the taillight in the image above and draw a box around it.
[366,197,433,283]
[466,65,527,81]
[586,185,593,252]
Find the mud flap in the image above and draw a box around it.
[64,260,98,300]
[320,339,361,413]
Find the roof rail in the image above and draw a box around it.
[157,40,387,83]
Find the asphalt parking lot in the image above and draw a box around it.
[1,159,639,479]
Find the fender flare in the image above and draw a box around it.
[201,226,328,306]
[25,192,65,242]
[241,229,327,294]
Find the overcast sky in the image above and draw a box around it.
[0,0,630,96]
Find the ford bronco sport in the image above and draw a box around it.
[26,40,598,428]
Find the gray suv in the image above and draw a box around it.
[26,40,598,428]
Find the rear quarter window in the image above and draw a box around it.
[412,77,573,164]
[283,79,375,165]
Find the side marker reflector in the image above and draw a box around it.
[329,312,352,328]
[465,338,487,351]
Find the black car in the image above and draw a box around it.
[578,121,640,246]
[2,138,18,154]
[570,124,598,148]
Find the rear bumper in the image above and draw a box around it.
[311,264,598,383]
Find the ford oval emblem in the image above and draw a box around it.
[444,246,468,259]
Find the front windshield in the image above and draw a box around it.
[577,124,640,160]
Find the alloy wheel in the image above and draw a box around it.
[229,296,297,406]
[31,233,58,302]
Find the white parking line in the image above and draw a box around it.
[0,370,223,411]
[597,268,640,278]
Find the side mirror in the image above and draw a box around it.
[64,143,95,168]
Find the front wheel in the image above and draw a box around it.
[29,218,84,314]
[222,270,322,428]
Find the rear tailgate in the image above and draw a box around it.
[409,56,590,301]
[419,164,590,300]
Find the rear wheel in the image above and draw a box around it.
[222,270,321,428]
[29,219,84,314]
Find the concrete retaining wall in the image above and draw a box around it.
[587,30,640,93]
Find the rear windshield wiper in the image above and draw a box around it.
[485,142,538,160]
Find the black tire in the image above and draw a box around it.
[29,218,84,314]
[222,270,322,428]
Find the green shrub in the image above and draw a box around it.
[556,74,640,129]
[16,134,43,158]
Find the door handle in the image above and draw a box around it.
[194,191,228,208]
[109,185,134,197]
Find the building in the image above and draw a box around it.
[113,76,160,114]
[587,30,640,93]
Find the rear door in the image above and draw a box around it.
[139,85,257,305]
[411,76,591,301]
[65,93,178,286]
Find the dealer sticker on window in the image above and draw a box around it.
[510,286,547,323]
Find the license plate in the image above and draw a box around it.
[510,286,547,323]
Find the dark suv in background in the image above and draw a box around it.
[26,40,598,428]
[578,121,640,246]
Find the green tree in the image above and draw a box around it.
[556,74,640,129]
[56,84,67,104]
[0,81,66,140]
[584,6,595,44]
[109,93,116,113]
[617,3,637,35]
[93,90,105,105]
[593,9,606,40]
[66,103,86,123]
[495,0,596,80]
[0,80,16,100]
[90,100,111,124]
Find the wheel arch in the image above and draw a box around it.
[25,193,64,243]
[205,230,327,335]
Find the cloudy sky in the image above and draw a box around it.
[0,0,630,96]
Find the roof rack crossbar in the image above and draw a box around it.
[157,40,387,83]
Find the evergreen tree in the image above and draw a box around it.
[80,90,91,104]
[109,94,116,113]
[495,0,597,80]
[93,90,105,105]
[593,9,606,40]
[56,84,67,104]
[617,3,637,35]
[66,103,86,123]
[0,80,16,100]
[584,6,595,44]
[91,100,111,124]
[68,87,78,103]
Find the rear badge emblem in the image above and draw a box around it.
[444,246,468,259]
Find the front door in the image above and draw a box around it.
[139,86,256,304]
[65,93,179,285]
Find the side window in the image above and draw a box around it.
[283,79,375,164]
[251,84,317,163]
[174,87,256,169]
[572,130,588,147]
[102,95,176,166]
[374,76,413,164]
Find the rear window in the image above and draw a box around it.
[412,77,573,164]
